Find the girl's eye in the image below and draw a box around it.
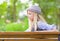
[28,13,32,15]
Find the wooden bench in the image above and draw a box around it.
[0,32,59,41]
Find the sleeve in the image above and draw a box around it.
[37,21,56,30]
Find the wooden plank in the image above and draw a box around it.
[0,32,59,35]
[0,32,59,41]
[0,32,59,38]
[4,39,58,41]
[0,34,58,38]
[0,32,58,41]
[0,40,3,41]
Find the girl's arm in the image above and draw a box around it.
[37,21,58,31]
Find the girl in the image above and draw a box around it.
[26,5,57,32]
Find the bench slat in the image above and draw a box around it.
[3,39,58,41]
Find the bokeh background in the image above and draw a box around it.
[0,0,60,32]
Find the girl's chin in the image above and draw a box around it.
[29,18,34,21]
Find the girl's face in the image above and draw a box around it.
[27,11,34,21]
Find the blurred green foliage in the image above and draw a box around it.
[0,16,28,32]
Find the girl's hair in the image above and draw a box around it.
[37,14,46,23]
[28,13,46,31]
[33,13,46,31]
